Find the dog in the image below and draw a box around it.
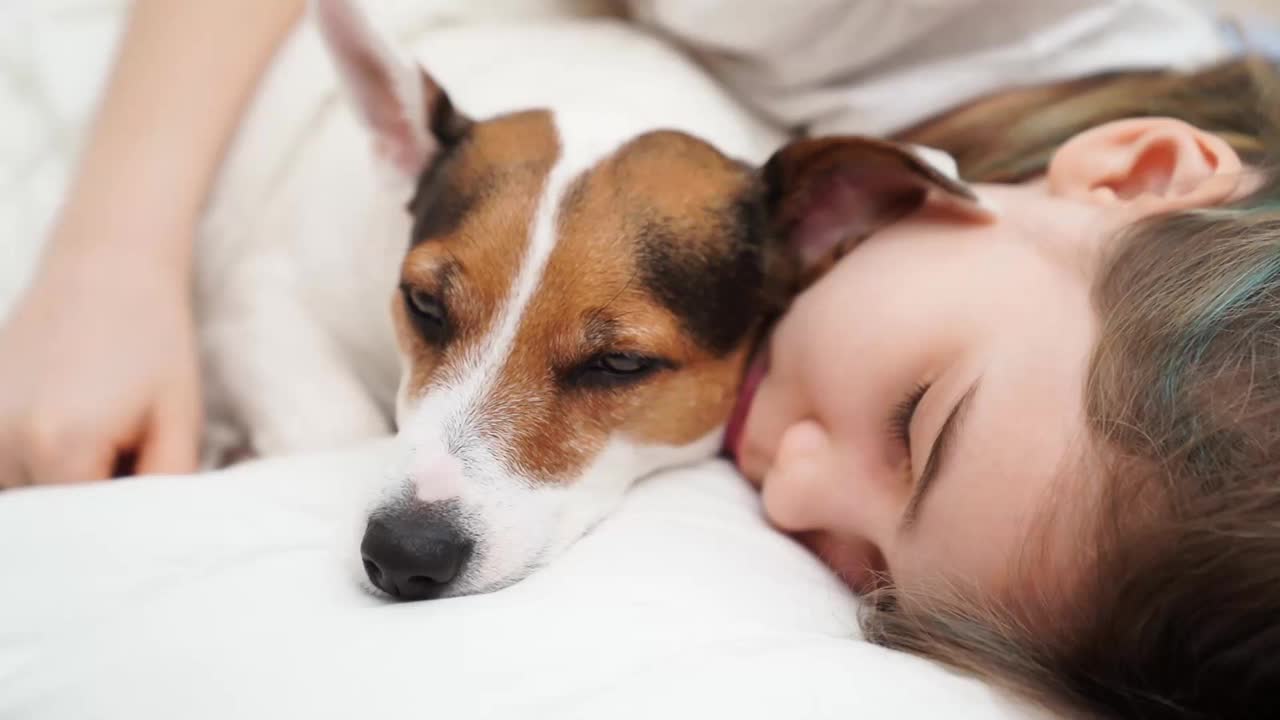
[196,0,988,601]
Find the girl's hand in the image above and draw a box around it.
[0,238,201,487]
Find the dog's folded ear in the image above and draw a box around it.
[314,0,471,179]
[762,136,993,287]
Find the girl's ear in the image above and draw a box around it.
[1047,117,1252,217]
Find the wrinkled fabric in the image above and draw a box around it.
[629,0,1231,135]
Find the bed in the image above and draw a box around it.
[0,2,1049,718]
[0,443,1039,718]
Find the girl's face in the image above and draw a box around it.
[733,119,1251,600]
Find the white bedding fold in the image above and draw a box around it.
[0,443,1037,719]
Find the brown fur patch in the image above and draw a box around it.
[482,131,764,481]
[398,124,774,485]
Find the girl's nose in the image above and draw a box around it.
[760,419,903,552]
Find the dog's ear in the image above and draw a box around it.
[314,0,470,179]
[762,136,992,287]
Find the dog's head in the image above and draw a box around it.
[315,0,987,600]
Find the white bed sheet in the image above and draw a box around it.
[0,443,1038,719]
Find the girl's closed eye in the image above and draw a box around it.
[889,382,930,457]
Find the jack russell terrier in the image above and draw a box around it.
[197,0,988,600]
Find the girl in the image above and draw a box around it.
[731,53,1280,720]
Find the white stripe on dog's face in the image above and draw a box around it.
[390,112,634,592]
[378,109,778,596]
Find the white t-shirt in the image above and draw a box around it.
[628,0,1231,136]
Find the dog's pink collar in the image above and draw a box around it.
[723,343,771,462]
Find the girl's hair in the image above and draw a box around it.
[872,57,1280,719]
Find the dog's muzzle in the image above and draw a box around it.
[360,501,473,601]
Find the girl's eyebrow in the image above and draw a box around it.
[900,378,982,531]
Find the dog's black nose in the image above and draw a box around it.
[361,505,472,601]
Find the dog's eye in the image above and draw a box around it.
[402,286,448,343]
[407,289,444,323]
[569,352,668,389]
[598,354,649,375]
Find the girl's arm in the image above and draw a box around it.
[0,0,306,486]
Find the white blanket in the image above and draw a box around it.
[0,3,1041,718]
[0,444,1037,719]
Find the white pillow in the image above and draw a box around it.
[0,442,1041,719]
